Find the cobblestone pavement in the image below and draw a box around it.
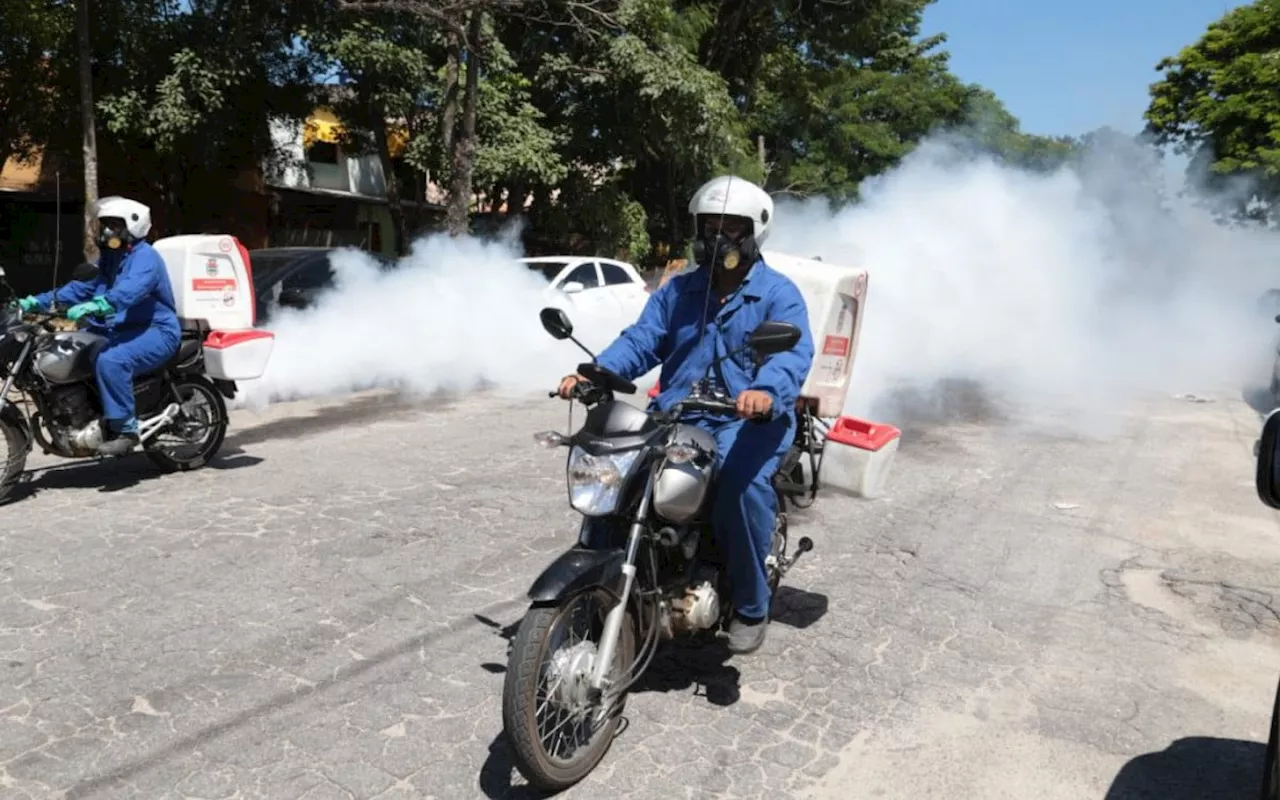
[0,386,1278,798]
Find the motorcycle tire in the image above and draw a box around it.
[144,376,228,472]
[0,415,29,505]
[501,588,636,792]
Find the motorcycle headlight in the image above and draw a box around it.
[566,446,642,516]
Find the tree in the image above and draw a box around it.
[1145,0,1280,214]
[337,0,622,236]
[304,11,439,252]
[947,88,1079,172]
[77,0,99,261]
[0,0,70,177]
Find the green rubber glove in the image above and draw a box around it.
[67,295,112,322]
[16,296,38,312]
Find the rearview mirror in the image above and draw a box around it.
[72,262,99,282]
[561,281,585,295]
[539,306,573,340]
[1258,410,1280,509]
[748,320,802,356]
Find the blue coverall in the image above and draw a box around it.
[594,259,815,620]
[33,242,180,433]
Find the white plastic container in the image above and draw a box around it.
[820,416,901,499]
[761,249,868,418]
[202,329,275,381]
[152,234,258,330]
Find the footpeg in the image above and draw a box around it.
[783,536,814,573]
[138,403,181,443]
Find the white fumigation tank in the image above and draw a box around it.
[761,249,867,418]
[151,234,275,381]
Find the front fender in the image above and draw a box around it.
[0,400,32,453]
[527,546,625,604]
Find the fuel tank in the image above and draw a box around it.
[33,331,108,385]
[652,423,717,524]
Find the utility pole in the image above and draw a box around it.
[77,0,99,263]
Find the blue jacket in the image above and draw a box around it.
[34,241,180,337]
[595,258,815,421]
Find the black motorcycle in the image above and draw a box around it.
[500,306,816,791]
[0,266,235,503]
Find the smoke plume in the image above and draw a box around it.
[236,135,1280,436]
[768,136,1280,432]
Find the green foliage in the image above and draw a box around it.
[2,0,1144,254]
[0,0,73,166]
[1145,0,1280,204]
[946,88,1080,172]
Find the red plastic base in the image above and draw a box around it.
[826,416,901,451]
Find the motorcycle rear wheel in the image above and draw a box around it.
[501,587,637,792]
[144,377,228,472]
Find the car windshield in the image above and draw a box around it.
[249,250,329,289]
[524,261,570,283]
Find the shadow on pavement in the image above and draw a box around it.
[62,595,530,798]
[1105,736,1265,800]
[223,391,453,450]
[1,450,262,505]
[477,736,553,799]
[771,586,829,629]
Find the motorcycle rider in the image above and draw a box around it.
[557,175,815,654]
[13,196,179,456]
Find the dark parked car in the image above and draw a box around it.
[1254,410,1280,799]
[249,246,395,324]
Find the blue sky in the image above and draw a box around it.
[920,0,1246,138]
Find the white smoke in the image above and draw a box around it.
[236,134,1280,436]
[767,136,1280,432]
[234,225,641,409]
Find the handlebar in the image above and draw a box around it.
[676,395,770,423]
[549,379,770,423]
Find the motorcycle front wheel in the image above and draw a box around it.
[0,414,28,504]
[501,586,637,792]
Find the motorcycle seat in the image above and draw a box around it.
[138,331,203,378]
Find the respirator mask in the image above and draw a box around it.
[691,217,758,273]
[97,218,130,251]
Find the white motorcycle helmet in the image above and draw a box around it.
[95,195,152,250]
[688,175,773,270]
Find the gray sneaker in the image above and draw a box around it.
[727,615,768,654]
[97,432,139,457]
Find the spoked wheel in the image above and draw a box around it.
[502,587,637,792]
[0,415,28,505]
[144,377,228,472]
[783,459,816,510]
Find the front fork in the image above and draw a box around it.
[590,468,655,691]
[0,339,33,416]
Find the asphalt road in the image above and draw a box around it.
[1,384,1278,799]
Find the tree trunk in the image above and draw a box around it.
[440,29,460,177]
[370,100,406,255]
[77,0,99,263]
[445,11,482,237]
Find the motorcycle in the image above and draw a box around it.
[500,306,816,791]
[0,264,234,503]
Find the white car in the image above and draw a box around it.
[520,256,650,322]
